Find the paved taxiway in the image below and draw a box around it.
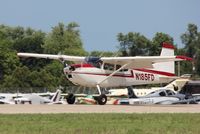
[0,104,200,114]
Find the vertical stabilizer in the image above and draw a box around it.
[51,89,61,102]
[127,87,138,98]
[164,78,190,92]
[153,42,175,75]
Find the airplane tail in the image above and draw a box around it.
[127,87,138,98]
[153,42,175,76]
[50,89,61,102]
[164,78,190,92]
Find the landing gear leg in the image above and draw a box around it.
[95,85,107,105]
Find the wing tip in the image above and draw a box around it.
[176,55,193,61]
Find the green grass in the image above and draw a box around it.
[0,113,200,134]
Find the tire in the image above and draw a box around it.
[67,93,76,104]
[97,94,107,105]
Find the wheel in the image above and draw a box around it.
[96,94,107,105]
[66,93,76,104]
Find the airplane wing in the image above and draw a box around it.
[17,53,86,62]
[17,53,192,69]
[171,95,200,104]
[0,100,15,104]
[100,55,192,68]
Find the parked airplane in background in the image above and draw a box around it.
[0,93,18,104]
[17,43,192,105]
[108,78,190,97]
[14,90,62,104]
[116,88,200,105]
[127,89,180,105]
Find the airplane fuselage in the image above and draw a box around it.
[64,64,172,88]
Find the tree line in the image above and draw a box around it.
[0,22,199,92]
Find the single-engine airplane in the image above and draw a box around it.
[17,42,192,105]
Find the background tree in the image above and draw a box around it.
[43,61,72,88]
[117,32,151,56]
[150,32,174,55]
[89,51,117,57]
[0,27,20,82]
[43,22,86,56]
[181,24,200,76]
[2,66,31,92]
[0,22,199,92]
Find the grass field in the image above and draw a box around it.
[0,113,200,134]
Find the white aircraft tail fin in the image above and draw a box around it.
[153,42,175,75]
[164,78,190,92]
[127,87,138,98]
[50,89,61,102]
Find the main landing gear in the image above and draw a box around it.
[66,93,76,104]
[66,85,107,105]
[94,85,107,105]
[94,94,107,105]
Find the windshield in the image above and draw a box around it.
[85,57,102,68]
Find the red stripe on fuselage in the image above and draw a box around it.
[134,68,175,76]
[71,64,94,68]
[71,64,174,77]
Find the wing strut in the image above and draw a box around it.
[96,85,102,94]
[97,62,131,85]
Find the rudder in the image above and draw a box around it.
[153,42,175,75]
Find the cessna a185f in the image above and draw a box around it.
[17,43,192,105]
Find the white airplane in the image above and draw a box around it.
[128,89,180,105]
[14,90,62,104]
[0,93,18,104]
[17,43,192,105]
[116,88,199,105]
[108,78,190,97]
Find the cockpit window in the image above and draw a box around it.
[85,57,102,68]
[0,96,5,99]
[166,90,175,96]
[159,91,166,96]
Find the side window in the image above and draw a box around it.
[121,69,128,72]
[116,64,128,72]
[166,90,174,96]
[104,63,114,71]
[116,65,121,70]
[92,61,102,68]
[159,91,166,96]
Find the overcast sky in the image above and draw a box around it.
[0,0,199,52]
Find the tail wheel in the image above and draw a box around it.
[97,94,107,105]
[67,93,76,104]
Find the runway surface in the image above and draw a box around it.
[0,104,200,114]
